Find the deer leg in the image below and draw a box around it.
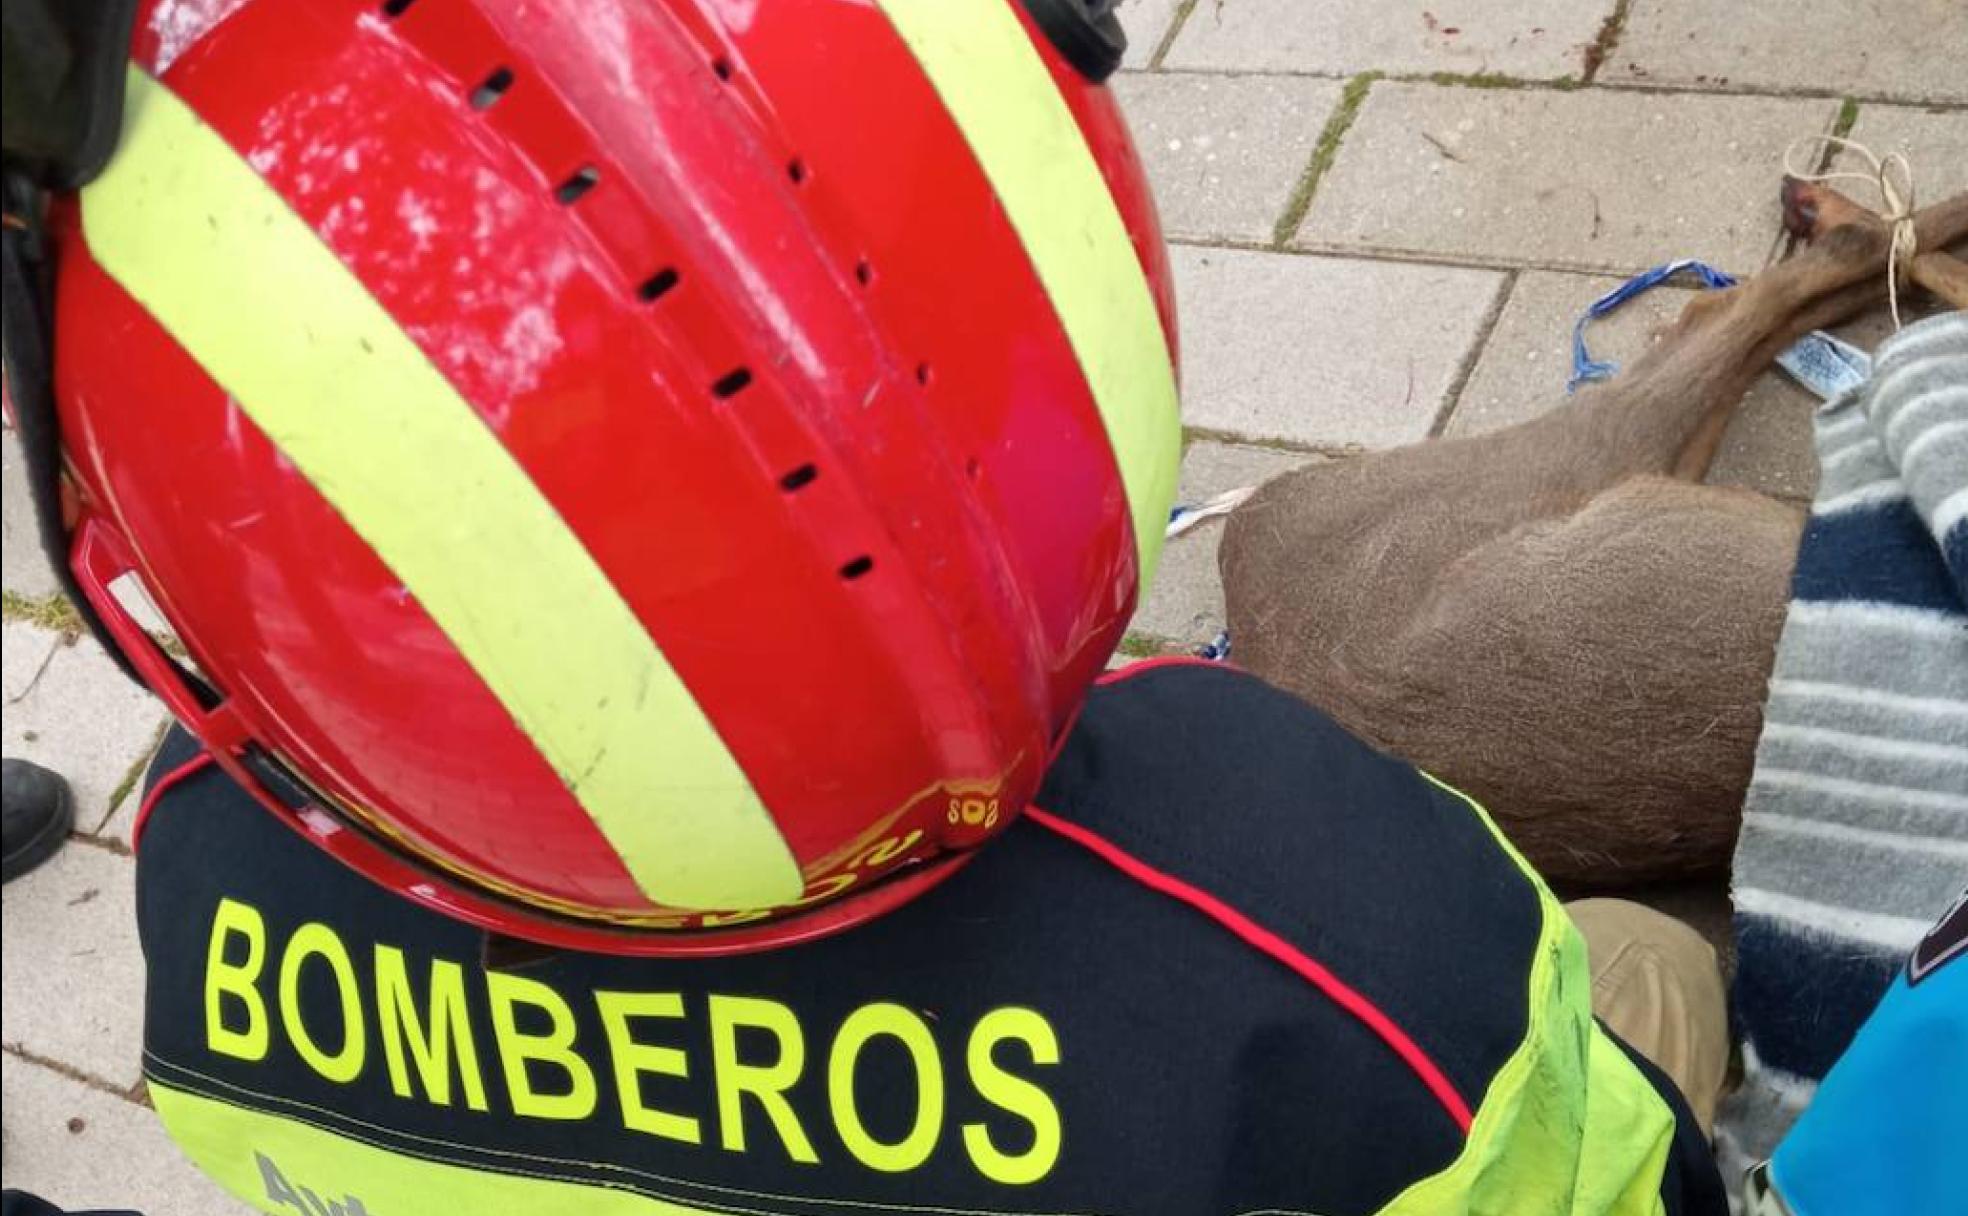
[1228,473,1803,886]
[1736,234,1968,376]
[1224,186,1966,892]
[1387,478,1803,885]
[1787,180,1968,302]
[1911,250,1968,310]
[1228,188,1966,645]
[1658,241,1966,486]
[1577,188,1968,482]
[1671,399,1741,481]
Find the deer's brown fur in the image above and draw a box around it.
[1220,185,1968,886]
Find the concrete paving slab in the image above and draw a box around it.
[1703,377,1823,503]
[1,1053,252,1215]
[3,636,168,834]
[1609,0,1968,106]
[1171,245,1505,449]
[1842,104,1968,210]
[1115,72,1344,242]
[3,427,61,601]
[1447,269,1905,501]
[1133,441,1317,648]
[1,842,146,1091]
[1163,0,1611,81]
[1295,84,1839,274]
[1117,0,1186,69]
[3,620,61,704]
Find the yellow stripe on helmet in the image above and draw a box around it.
[874,0,1182,587]
[84,69,803,912]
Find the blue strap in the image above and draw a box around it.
[1569,260,1738,392]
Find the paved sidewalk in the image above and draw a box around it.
[3,2,1962,1211]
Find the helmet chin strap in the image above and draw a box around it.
[2,0,141,188]
[1,0,195,691]
[1,172,143,685]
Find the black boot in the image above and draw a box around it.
[2,759,73,883]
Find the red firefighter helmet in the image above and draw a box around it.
[44,0,1178,954]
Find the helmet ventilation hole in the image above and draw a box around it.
[854,260,873,287]
[914,362,932,387]
[787,158,808,185]
[838,555,875,581]
[712,57,735,82]
[470,67,515,111]
[710,367,753,399]
[779,464,819,492]
[637,268,680,302]
[965,457,983,481]
[554,166,600,205]
[381,0,416,17]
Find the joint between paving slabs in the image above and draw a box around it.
[1271,71,1381,248]
[1181,424,1362,460]
[1429,268,1520,439]
[1174,232,1751,282]
[1604,80,1965,108]
[2,1041,151,1106]
[1146,0,1202,71]
[1582,0,1634,86]
[96,719,172,837]
[1829,97,1862,143]
[1403,70,1579,92]
[1121,64,1574,92]
[1279,236,1738,282]
[64,829,134,860]
[1122,63,1966,112]
[1116,631,1173,659]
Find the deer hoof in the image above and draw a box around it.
[1781,176,1819,241]
[1782,177,1877,243]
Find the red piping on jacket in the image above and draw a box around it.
[1023,803,1476,1135]
[131,751,217,851]
[1094,653,1240,686]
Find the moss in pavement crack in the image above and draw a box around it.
[1,588,84,639]
[1147,0,1202,70]
[1831,97,1861,140]
[105,721,172,820]
[1272,71,1381,247]
[1582,0,1633,83]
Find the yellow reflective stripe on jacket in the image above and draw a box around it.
[874,0,1181,587]
[1385,775,1678,1216]
[150,1081,714,1215]
[82,68,802,912]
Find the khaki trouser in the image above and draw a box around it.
[1567,898,1730,1135]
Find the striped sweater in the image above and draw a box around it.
[1716,310,1968,1184]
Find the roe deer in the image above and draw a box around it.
[1220,182,1968,887]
